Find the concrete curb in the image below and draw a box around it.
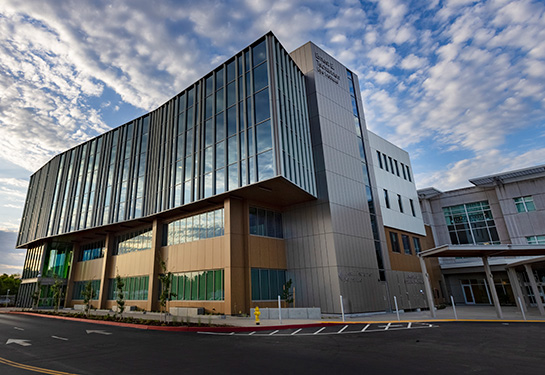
[8,311,334,332]
[324,319,545,324]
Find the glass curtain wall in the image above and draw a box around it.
[272,38,316,195]
[443,201,500,245]
[347,70,385,281]
[17,33,316,248]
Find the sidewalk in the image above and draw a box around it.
[2,305,544,331]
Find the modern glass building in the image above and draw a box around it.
[16,32,440,314]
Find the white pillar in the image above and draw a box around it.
[418,256,436,318]
[482,256,503,319]
[507,267,527,313]
[524,264,545,316]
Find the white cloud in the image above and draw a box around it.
[0,0,544,225]
[400,54,428,70]
[367,46,398,68]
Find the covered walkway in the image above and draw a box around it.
[418,244,545,319]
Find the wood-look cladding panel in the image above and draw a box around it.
[107,250,154,278]
[161,237,226,272]
[248,236,286,269]
[385,226,426,273]
[72,258,103,281]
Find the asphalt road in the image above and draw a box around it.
[1,313,544,374]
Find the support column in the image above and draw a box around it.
[98,233,114,309]
[482,256,503,319]
[64,243,80,308]
[507,267,527,313]
[419,256,436,318]
[524,264,545,315]
[146,219,162,312]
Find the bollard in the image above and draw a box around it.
[394,296,400,321]
[450,296,458,320]
[254,306,261,325]
[278,295,282,324]
[518,297,527,321]
[340,295,345,322]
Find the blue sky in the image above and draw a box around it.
[1,0,545,273]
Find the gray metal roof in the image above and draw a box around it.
[469,164,545,186]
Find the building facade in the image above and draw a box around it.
[418,165,545,306]
[367,131,444,309]
[17,32,440,314]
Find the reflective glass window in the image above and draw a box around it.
[228,164,239,190]
[216,67,224,88]
[227,82,236,107]
[216,113,225,140]
[216,168,225,194]
[228,136,238,165]
[227,106,237,137]
[216,88,224,114]
[216,141,225,168]
[227,60,236,82]
[205,75,214,96]
[257,150,274,181]
[253,62,268,92]
[204,147,213,174]
[256,120,272,153]
[254,88,270,124]
[205,119,214,147]
[252,41,266,67]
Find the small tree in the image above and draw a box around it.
[81,281,96,317]
[115,274,125,318]
[158,260,176,323]
[281,279,294,307]
[50,275,64,312]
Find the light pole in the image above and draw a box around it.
[5,289,9,307]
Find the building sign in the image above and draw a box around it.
[404,274,424,285]
[315,52,340,85]
[338,271,373,283]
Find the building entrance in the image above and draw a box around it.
[460,279,491,304]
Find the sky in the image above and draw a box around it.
[1,0,545,274]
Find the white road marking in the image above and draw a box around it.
[86,330,112,335]
[314,327,326,335]
[6,339,31,346]
[51,336,68,341]
[14,327,24,331]
[197,323,437,337]
[407,322,412,328]
[291,328,302,335]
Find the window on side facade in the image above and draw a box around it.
[409,199,416,217]
[377,151,383,169]
[384,189,390,209]
[390,232,400,253]
[527,235,545,245]
[514,196,536,213]
[402,234,411,254]
[397,194,403,213]
[413,237,421,254]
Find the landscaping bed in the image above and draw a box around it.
[19,309,232,328]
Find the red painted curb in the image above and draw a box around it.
[8,311,332,332]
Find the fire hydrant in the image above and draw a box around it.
[254,306,261,325]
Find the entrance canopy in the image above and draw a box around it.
[419,244,545,258]
[417,244,545,319]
